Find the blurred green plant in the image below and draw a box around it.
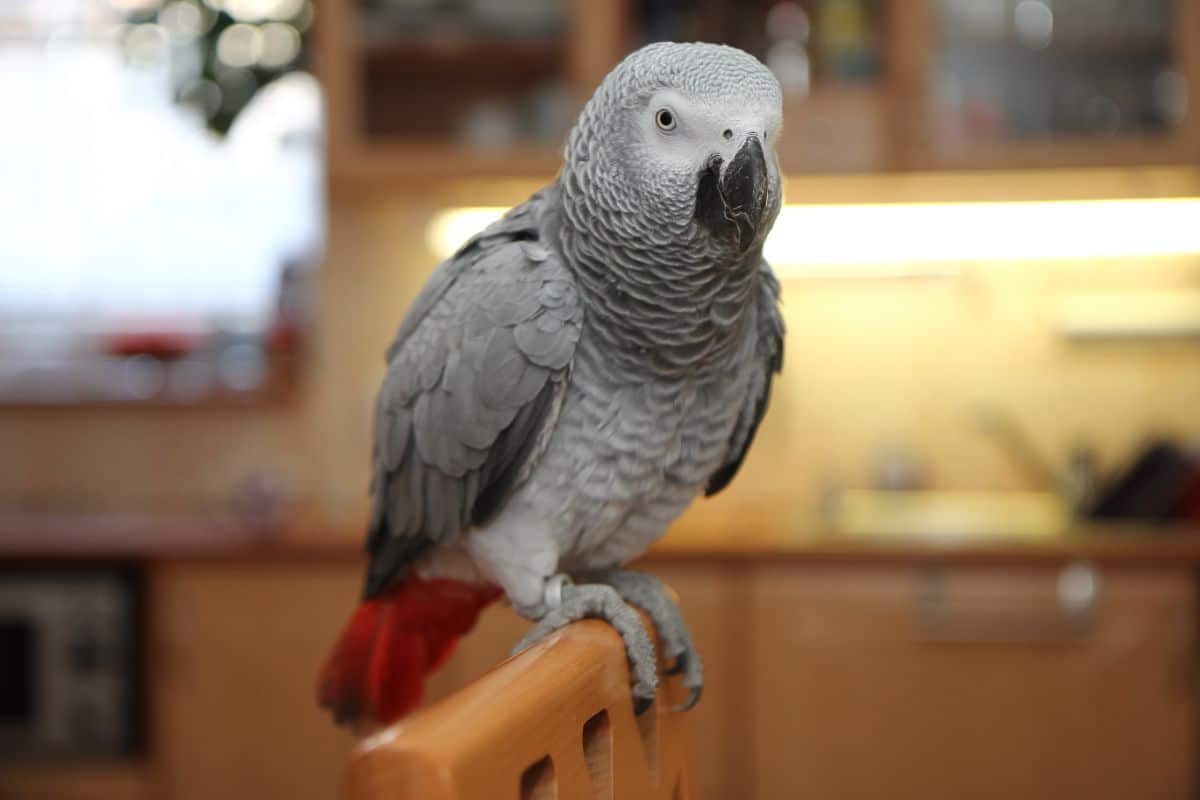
[120,0,312,134]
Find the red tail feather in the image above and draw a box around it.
[318,577,501,726]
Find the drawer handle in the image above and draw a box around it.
[914,564,1100,645]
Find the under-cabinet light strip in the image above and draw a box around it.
[427,198,1200,273]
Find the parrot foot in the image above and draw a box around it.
[512,579,659,712]
[582,569,703,712]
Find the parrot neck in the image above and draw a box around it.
[553,171,760,377]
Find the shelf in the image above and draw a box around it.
[6,509,1200,566]
[0,357,301,410]
[938,30,1170,57]
[331,140,560,186]
[356,35,570,160]
[362,37,564,80]
[332,104,1191,186]
[913,131,1195,170]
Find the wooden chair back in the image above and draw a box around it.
[346,618,696,799]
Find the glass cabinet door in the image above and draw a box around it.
[319,0,624,180]
[315,0,1200,180]
[908,0,1199,168]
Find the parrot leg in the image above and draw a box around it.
[581,569,703,712]
[512,578,660,712]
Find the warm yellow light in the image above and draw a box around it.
[1058,290,1200,338]
[765,198,1200,267]
[427,198,1200,272]
[425,207,506,259]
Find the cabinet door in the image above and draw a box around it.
[0,763,154,800]
[750,564,1197,799]
[150,563,363,800]
[149,561,741,800]
[898,0,1200,169]
[650,563,751,800]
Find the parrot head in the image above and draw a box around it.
[562,42,783,257]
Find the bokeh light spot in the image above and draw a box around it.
[179,78,223,119]
[159,1,205,38]
[216,23,264,69]
[123,23,169,68]
[108,0,164,15]
[1013,0,1053,49]
[258,22,300,68]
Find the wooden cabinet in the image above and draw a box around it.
[456,560,1198,799]
[148,562,363,800]
[37,557,1186,800]
[895,0,1200,170]
[140,560,759,800]
[316,0,631,182]
[0,763,154,800]
[316,0,1200,185]
[420,559,1199,799]
[647,564,755,800]
[749,564,1197,799]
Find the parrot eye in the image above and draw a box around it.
[655,108,677,132]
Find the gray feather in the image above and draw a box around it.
[705,258,784,496]
[363,190,583,598]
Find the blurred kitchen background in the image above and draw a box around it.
[3,0,1200,798]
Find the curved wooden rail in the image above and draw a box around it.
[347,619,696,800]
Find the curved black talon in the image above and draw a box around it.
[634,696,655,716]
[671,685,703,713]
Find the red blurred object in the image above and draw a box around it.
[105,330,205,359]
[267,320,303,353]
[1180,469,1200,522]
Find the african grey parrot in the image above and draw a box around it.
[319,41,785,727]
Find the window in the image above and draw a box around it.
[0,0,322,403]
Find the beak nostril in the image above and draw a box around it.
[722,129,733,140]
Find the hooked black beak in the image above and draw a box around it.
[693,135,770,253]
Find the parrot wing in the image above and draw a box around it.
[705,258,785,496]
[363,190,582,597]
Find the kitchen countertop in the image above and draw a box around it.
[3,508,1200,567]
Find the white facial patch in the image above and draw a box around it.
[638,89,782,175]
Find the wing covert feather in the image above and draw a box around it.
[364,193,581,597]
